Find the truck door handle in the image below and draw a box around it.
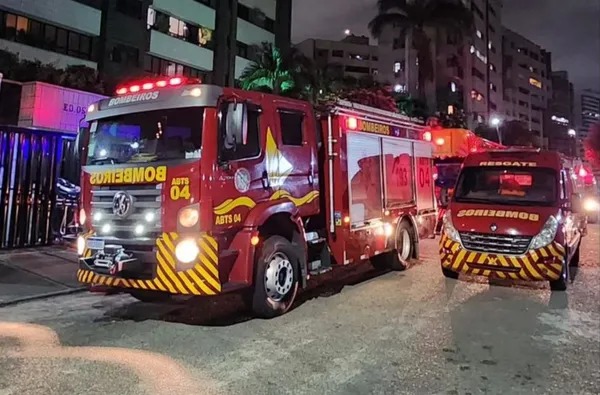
[261,170,270,189]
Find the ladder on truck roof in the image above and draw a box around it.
[331,100,425,139]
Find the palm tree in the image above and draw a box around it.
[239,42,295,95]
[369,0,473,99]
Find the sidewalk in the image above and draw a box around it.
[0,245,85,307]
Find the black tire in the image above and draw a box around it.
[129,290,172,303]
[371,220,414,271]
[252,235,300,319]
[569,244,580,267]
[442,267,459,279]
[550,261,568,291]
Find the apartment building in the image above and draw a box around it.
[1,0,292,88]
[375,0,503,129]
[0,0,102,70]
[501,28,552,142]
[296,35,379,81]
[546,71,576,155]
[580,89,600,155]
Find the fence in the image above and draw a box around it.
[0,125,79,249]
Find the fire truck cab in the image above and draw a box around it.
[76,77,436,317]
[440,148,586,291]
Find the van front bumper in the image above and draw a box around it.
[439,234,565,281]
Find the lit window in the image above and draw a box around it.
[529,78,542,89]
[147,7,155,27]
[470,45,476,54]
[476,30,483,39]
[450,82,457,92]
[394,61,401,73]
[448,105,455,115]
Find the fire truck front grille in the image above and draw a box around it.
[459,232,532,255]
[90,184,162,241]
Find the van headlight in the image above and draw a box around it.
[442,211,461,243]
[583,197,599,212]
[529,215,558,250]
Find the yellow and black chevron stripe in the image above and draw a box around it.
[439,234,565,281]
[78,232,221,296]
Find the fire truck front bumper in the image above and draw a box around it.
[439,235,566,281]
[77,232,222,296]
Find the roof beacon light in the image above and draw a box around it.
[423,131,432,142]
[116,87,127,95]
[156,80,168,88]
[129,85,140,93]
[142,82,154,90]
[347,117,358,130]
[435,137,445,146]
[169,77,183,86]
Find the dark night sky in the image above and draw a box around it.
[292,0,600,95]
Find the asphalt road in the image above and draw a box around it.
[1,226,599,395]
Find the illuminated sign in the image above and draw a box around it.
[457,209,540,222]
[529,78,542,89]
[356,119,391,136]
[108,91,160,107]
[89,166,167,185]
[479,161,537,167]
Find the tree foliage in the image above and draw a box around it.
[368,0,473,98]
[584,123,600,169]
[0,49,104,93]
[239,43,295,95]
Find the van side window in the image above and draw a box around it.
[220,105,261,161]
[279,111,304,146]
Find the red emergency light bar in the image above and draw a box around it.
[115,76,196,95]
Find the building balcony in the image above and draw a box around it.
[148,30,213,72]
[0,39,97,69]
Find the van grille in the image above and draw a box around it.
[90,184,161,242]
[459,232,532,255]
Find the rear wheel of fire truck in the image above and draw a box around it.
[550,259,569,291]
[251,236,300,318]
[372,220,413,271]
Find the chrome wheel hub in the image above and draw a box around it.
[264,252,294,302]
[397,228,411,261]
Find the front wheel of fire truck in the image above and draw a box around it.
[372,220,414,271]
[251,236,300,318]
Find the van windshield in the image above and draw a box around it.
[86,107,203,166]
[454,167,558,206]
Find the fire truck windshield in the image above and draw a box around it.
[86,107,203,165]
[454,167,558,206]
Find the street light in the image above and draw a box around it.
[490,117,502,145]
[344,29,351,36]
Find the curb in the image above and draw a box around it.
[0,287,87,308]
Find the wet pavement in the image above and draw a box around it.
[0,226,598,395]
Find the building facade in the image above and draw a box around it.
[580,89,600,156]
[546,71,576,156]
[1,0,292,90]
[501,28,552,144]
[0,0,102,70]
[296,35,379,81]
[375,0,503,129]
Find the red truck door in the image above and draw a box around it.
[269,100,319,216]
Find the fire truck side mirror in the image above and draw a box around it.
[224,102,248,153]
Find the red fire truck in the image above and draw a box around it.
[76,77,436,317]
[424,127,505,232]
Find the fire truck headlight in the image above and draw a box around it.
[529,215,558,250]
[384,223,394,237]
[77,236,85,256]
[145,211,156,222]
[583,197,599,212]
[134,224,145,235]
[101,223,112,234]
[175,238,199,264]
[442,211,461,243]
[178,205,199,228]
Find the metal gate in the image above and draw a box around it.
[0,125,79,249]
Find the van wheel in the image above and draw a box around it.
[252,236,299,318]
[569,244,580,267]
[129,290,172,303]
[550,261,568,291]
[442,267,459,279]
